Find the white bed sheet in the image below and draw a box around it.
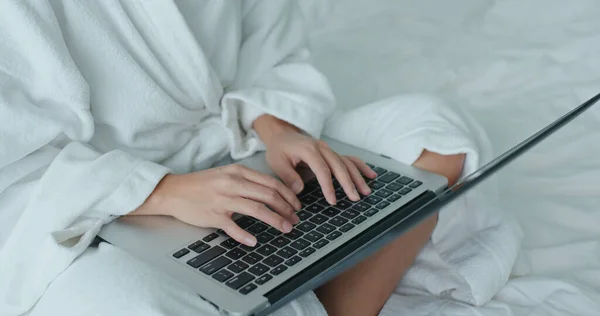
[309,0,600,315]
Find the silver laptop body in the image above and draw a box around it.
[99,136,447,315]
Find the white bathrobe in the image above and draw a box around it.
[0,1,335,314]
[0,1,524,315]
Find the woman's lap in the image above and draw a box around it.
[29,94,473,315]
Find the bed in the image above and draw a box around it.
[306,0,600,315]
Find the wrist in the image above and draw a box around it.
[131,174,172,216]
[253,114,299,146]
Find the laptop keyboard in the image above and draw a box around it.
[172,164,423,295]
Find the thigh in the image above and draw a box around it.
[29,242,326,316]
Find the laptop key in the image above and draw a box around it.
[284,229,304,240]
[200,256,232,275]
[290,238,310,250]
[276,247,297,259]
[376,201,391,209]
[364,195,382,205]
[316,223,335,234]
[239,243,258,252]
[351,215,367,225]
[228,261,249,273]
[285,256,302,267]
[247,223,268,235]
[173,248,190,258]
[186,246,226,268]
[387,194,402,202]
[297,222,316,232]
[242,252,264,265]
[239,283,258,295]
[263,255,284,267]
[354,202,371,212]
[212,269,234,283]
[202,233,219,243]
[192,243,210,253]
[220,238,240,249]
[299,247,316,258]
[397,176,414,185]
[270,236,291,248]
[313,239,329,249]
[372,167,388,176]
[256,232,275,243]
[334,190,346,200]
[225,248,247,260]
[255,274,273,285]
[304,231,323,242]
[271,265,288,276]
[409,181,423,188]
[248,263,269,276]
[188,240,204,250]
[378,172,400,183]
[309,214,328,225]
[322,207,340,217]
[296,210,312,221]
[266,227,282,236]
[329,216,348,227]
[386,183,403,192]
[336,200,353,210]
[235,217,256,229]
[339,223,355,233]
[300,195,318,205]
[226,272,254,290]
[256,244,277,256]
[364,209,379,217]
[216,229,227,236]
[326,231,342,241]
[340,209,359,219]
[306,204,325,213]
[369,181,385,190]
[317,198,330,207]
[399,187,412,195]
[375,189,393,198]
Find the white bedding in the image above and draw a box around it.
[308,0,600,315]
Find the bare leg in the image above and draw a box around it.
[316,150,465,316]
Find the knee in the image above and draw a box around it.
[412,149,465,186]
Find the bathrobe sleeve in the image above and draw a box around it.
[221,0,336,158]
[0,2,169,315]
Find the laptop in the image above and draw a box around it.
[98,92,600,316]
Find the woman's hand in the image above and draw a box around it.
[132,164,301,246]
[253,115,377,205]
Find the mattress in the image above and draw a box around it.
[308,0,600,315]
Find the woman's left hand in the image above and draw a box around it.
[253,114,377,205]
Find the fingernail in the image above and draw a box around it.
[292,181,303,194]
[282,221,293,233]
[365,188,372,195]
[245,237,257,247]
[293,214,300,224]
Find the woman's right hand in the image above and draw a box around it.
[132,164,301,246]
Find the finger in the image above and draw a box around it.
[299,145,336,204]
[237,164,302,211]
[229,198,294,234]
[232,180,299,225]
[269,155,305,195]
[341,156,372,196]
[346,156,378,179]
[221,220,257,247]
[319,145,360,201]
